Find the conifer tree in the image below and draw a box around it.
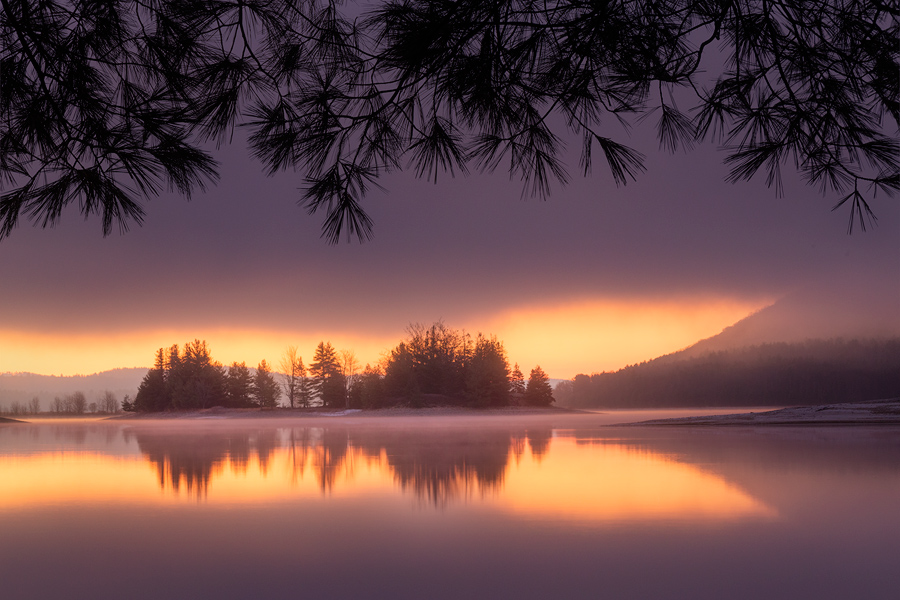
[524,366,555,407]
[254,360,281,409]
[310,342,344,408]
[225,362,254,408]
[510,364,526,395]
[134,348,170,412]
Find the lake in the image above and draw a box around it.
[2,411,899,599]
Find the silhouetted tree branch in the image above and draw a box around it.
[2,0,896,242]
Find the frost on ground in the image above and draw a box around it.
[633,398,900,426]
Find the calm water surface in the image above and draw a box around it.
[2,411,899,599]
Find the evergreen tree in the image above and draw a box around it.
[134,340,227,411]
[254,360,281,409]
[310,342,344,408]
[524,366,555,407]
[134,348,170,412]
[225,362,255,408]
[171,340,225,409]
[510,364,526,395]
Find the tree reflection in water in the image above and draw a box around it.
[127,425,553,505]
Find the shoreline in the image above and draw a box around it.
[628,398,900,426]
[6,399,900,425]
[102,405,585,420]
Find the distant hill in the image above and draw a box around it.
[0,368,148,410]
[555,338,900,408]
[674,276,900,360]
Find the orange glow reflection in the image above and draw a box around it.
[499,438,776,521]
[0,434,775,522]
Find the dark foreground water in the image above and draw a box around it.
[1,411,899,600]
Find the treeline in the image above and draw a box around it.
[0,391,123,416]
[554,338,900,408]
[133,340,279,411]
[133,324,555,412]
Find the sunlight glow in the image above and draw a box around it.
[0,296,768,379]
[485,297,769,378]
[0,329,394,377]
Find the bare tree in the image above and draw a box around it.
[100,391,118,413]
[280,346,306,409]
[28,396,40,415]
[64,392,87,414]
[51,396,63,413]
[340,350,360,409]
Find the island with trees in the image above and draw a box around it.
[131,323,556,412]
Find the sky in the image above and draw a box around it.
[1,120,897,379]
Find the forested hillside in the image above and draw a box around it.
[554,339,900,408]
[0,368,147,412]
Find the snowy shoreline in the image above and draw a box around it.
[7,399,899,425]
[630,398,900,426]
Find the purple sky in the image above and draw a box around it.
[1,123,897,377]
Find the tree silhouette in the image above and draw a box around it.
[524,365,554,407]
[310,341,344,407]
[510,363,525,396]
[280,346,305,409]
[254,359,281,408]
[134,340,228,411]
[225,361,255,407]
[2,0,895,242]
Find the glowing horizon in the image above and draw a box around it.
[0,296,768,379]
[484,296,768,377]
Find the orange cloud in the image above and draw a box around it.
[481,296,769,378]
[0,328,397,376]
[1,296,768,378]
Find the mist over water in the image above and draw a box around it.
[2,413,899,599]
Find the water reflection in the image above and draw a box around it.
[3,418,899,600]
[125,425,549,505]
[1,420,781,521]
